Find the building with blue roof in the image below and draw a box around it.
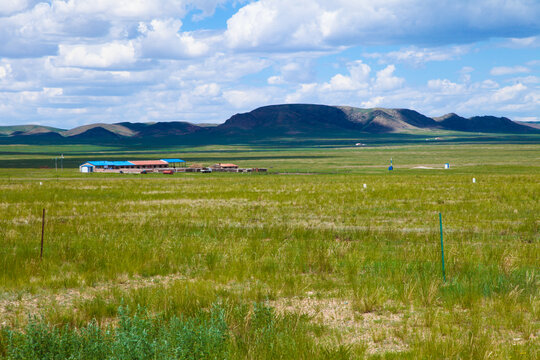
[88,161,135,167]
[160,158,185,167]
[79,158,185,173]
[79,160,135,172]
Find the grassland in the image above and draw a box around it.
[0,142,538,359]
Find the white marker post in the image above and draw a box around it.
[472,178,476,183]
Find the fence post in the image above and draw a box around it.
[439,212,446,282]
[40,208,45,259]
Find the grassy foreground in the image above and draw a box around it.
[0,143,538,359]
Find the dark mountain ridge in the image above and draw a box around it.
[1,104,538,144]
[215,104,360,135]
[433,113,533,133]
[68,127,120,141]
[136,121,203,137]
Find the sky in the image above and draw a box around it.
[0,0,539,128]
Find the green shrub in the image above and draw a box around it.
[3,304,228,360]
[1,303,326,360]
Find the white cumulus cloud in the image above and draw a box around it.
[138,19,212,59]
[58,42,137,68]
[366,46,470,66]
[285,83,317,103]
[374,65,404,91]
[490,66,530,76]
[223,89,271,108]
[225,0,540,51]
[322,60,371,91]
[427,79,465,95]
[0,0,31,16]
[506,36,540,48]
[267,76,284,85]
[51,0,224,21]
[0,63,13,80]
[492,83,527,102]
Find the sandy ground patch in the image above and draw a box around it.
[0,273,188,327]
[268,296,408,355]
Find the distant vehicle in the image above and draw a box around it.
[201,168,212,173]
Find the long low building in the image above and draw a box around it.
[79,159,184,173]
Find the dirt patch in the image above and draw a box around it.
[267,296,408,355]
[0,273,188,327]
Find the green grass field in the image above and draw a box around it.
[0,142,538,359]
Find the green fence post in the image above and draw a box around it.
[439,212,446,282]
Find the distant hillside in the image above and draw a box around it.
[68,127,121,141]
[515,121,540,130]
[338,107,440,133]
[63,123,137,137]
[434,113,534,133]
[136,122,203,137]
[9,131,65,143]
[214,105,535,136]
[214,104,359,136]
[1,104,538,144]
[114,122,154,133]
[0,125,65,136]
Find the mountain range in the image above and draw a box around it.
[1,104,538,144]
